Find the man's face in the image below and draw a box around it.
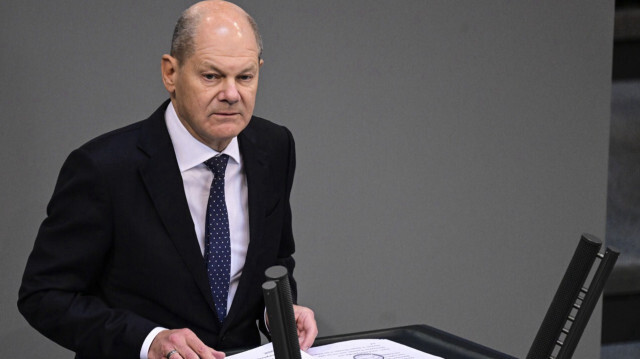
[163,17,263,151]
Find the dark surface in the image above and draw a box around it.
[612,41,640,80]
[603,293,640,343]
[604,77,640,345]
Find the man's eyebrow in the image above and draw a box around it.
[199,61,223,72]
[240,64,258,73]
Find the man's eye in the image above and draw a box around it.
[203,74,219,80]
[239,75,253,81]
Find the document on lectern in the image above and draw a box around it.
[227,339,443,359]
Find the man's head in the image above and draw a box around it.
[162,0,263,151]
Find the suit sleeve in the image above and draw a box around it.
[259,125,298,338]
[18,147,157,358]
[277,126,298,302]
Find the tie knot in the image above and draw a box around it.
[204,154,229,179]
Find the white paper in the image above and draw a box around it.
[227,343,315,359]
[308,339,442,359]
[227,339,442,359]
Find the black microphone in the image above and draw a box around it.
[262,265,301,359]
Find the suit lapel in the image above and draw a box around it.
[136,104,219,322]
[222,122,271,330]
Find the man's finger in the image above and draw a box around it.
[149,328,224,359]
[293,305,318,350]
[165,349,180,359]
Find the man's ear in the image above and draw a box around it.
[161,54,179,94]
[259,58,264,68]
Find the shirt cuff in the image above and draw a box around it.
[140,327,168,359]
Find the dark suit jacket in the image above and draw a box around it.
[18,100,297,358]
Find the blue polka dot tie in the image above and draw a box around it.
[203,154,231,324]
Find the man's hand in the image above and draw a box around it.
[293,305,317,351]
[148,328,225,359]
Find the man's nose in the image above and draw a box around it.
[218,79,240,104]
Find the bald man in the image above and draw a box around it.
[18,2,317,359]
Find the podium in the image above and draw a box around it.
[313,324,516,359]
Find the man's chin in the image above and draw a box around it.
[201,124,248,147]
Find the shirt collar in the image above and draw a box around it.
[165,101,241,172]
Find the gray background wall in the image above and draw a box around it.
[0,1,614,358]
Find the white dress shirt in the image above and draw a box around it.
[140,102,250,358]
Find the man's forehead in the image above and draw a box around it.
[193,15,259,54]
[196,58,259,72]
[190,41,260,62]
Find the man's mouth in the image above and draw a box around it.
[213,112,240,117]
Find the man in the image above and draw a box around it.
[18,1,317,358]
